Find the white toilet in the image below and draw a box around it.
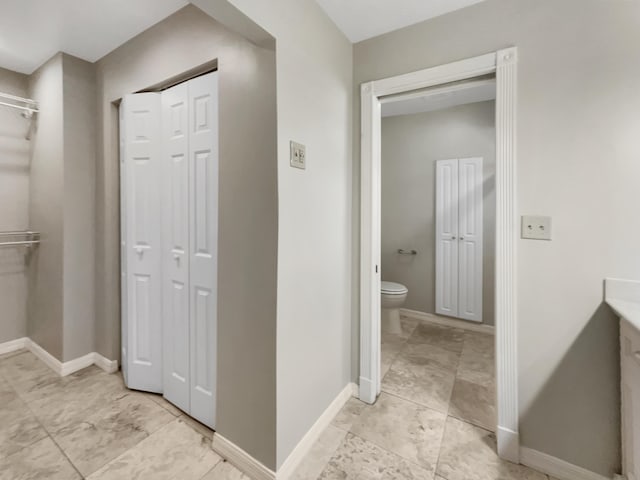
[381,281,408,335]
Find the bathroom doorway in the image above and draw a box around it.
[359,49,520,462]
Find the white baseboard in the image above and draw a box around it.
[497,426,520,463]
[0,337,119,377]
[212,433,276,480]
[401,308,495,334]
[520,447,611,480]
[0,337,29,356]
[277,382,358,479]
[59,352,96,376]
[358,376,376,404]
[210,382,358,480]
[93,353,119,373]
[27,339,66,375]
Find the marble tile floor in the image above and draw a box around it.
[0,349,249,480]
[0,317,556,480]
[291,314,557,480]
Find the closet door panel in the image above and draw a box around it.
[161,82,191,412]
[435,159,459,317]
[188,72,218,428]
[121,93,163,393]
[457,157,483,322]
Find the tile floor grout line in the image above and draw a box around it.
[378,388,451,416]
[47,432,87,479]
[0,358,52,461]
[369,321,498,479]
[447,414,495,435]
[1,354,151,479]
[0,433,50,463]
[13,375,87,479]
[195,456,225,480]
[0,354,245,479]
[345,428,438,475]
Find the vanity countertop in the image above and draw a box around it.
[606,298,640,332]
[605,278,640,332]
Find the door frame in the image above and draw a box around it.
[359,48,519,462]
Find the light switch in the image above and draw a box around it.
[521,215,552,240]
[290,141,306,169]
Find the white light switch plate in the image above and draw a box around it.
[521,215,552,240]
[290,141,306,169]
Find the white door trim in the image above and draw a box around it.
[359,47,519,463]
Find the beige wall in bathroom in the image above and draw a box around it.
[62,55,96,362]
[27,53,97,361]
[353,0,640,475]
[195,0,354,468]
[28,54,65,359]
[381,101,496,325]
[94,5,278,468]
[0,67,30,344]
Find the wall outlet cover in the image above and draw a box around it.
[290,141,306,169]
[521,215,552,240]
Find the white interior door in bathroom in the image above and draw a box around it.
[120,72,218,428]
[435,157,483,322]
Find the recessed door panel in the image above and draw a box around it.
[170,154,188,251]
[188,72,218,428]
[194,151,212,256]
[162,82,190,414]
[132,274,152,364]
[131,157,152,247]
[121,93,163,393]
[170,281,188,381]
[194,287,214,396]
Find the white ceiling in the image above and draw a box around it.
[381,80,495,117]
[0,0,189,74]
[315,0,486,43]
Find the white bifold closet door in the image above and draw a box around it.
[435,157,483,323]
[120,93,163,393]
[121,72,218,428]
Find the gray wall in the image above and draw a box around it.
[27,53,97,361]
[28,54,65,359]
[198,0,353,467]
[62,55,96,361]
[0,67,30,343]
[381,101,495,325]
[354,0,635,475]
[94,5,278,469]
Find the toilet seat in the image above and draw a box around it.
[381,281,408,295]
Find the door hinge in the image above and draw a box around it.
[375,265,378,273]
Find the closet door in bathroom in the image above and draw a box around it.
[120,93,163,393]
[161,81,191,414]
[435,159,459,318]
[457,157,483,322]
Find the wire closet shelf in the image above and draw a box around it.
[0,91,39,115]
[0,231,41,248]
